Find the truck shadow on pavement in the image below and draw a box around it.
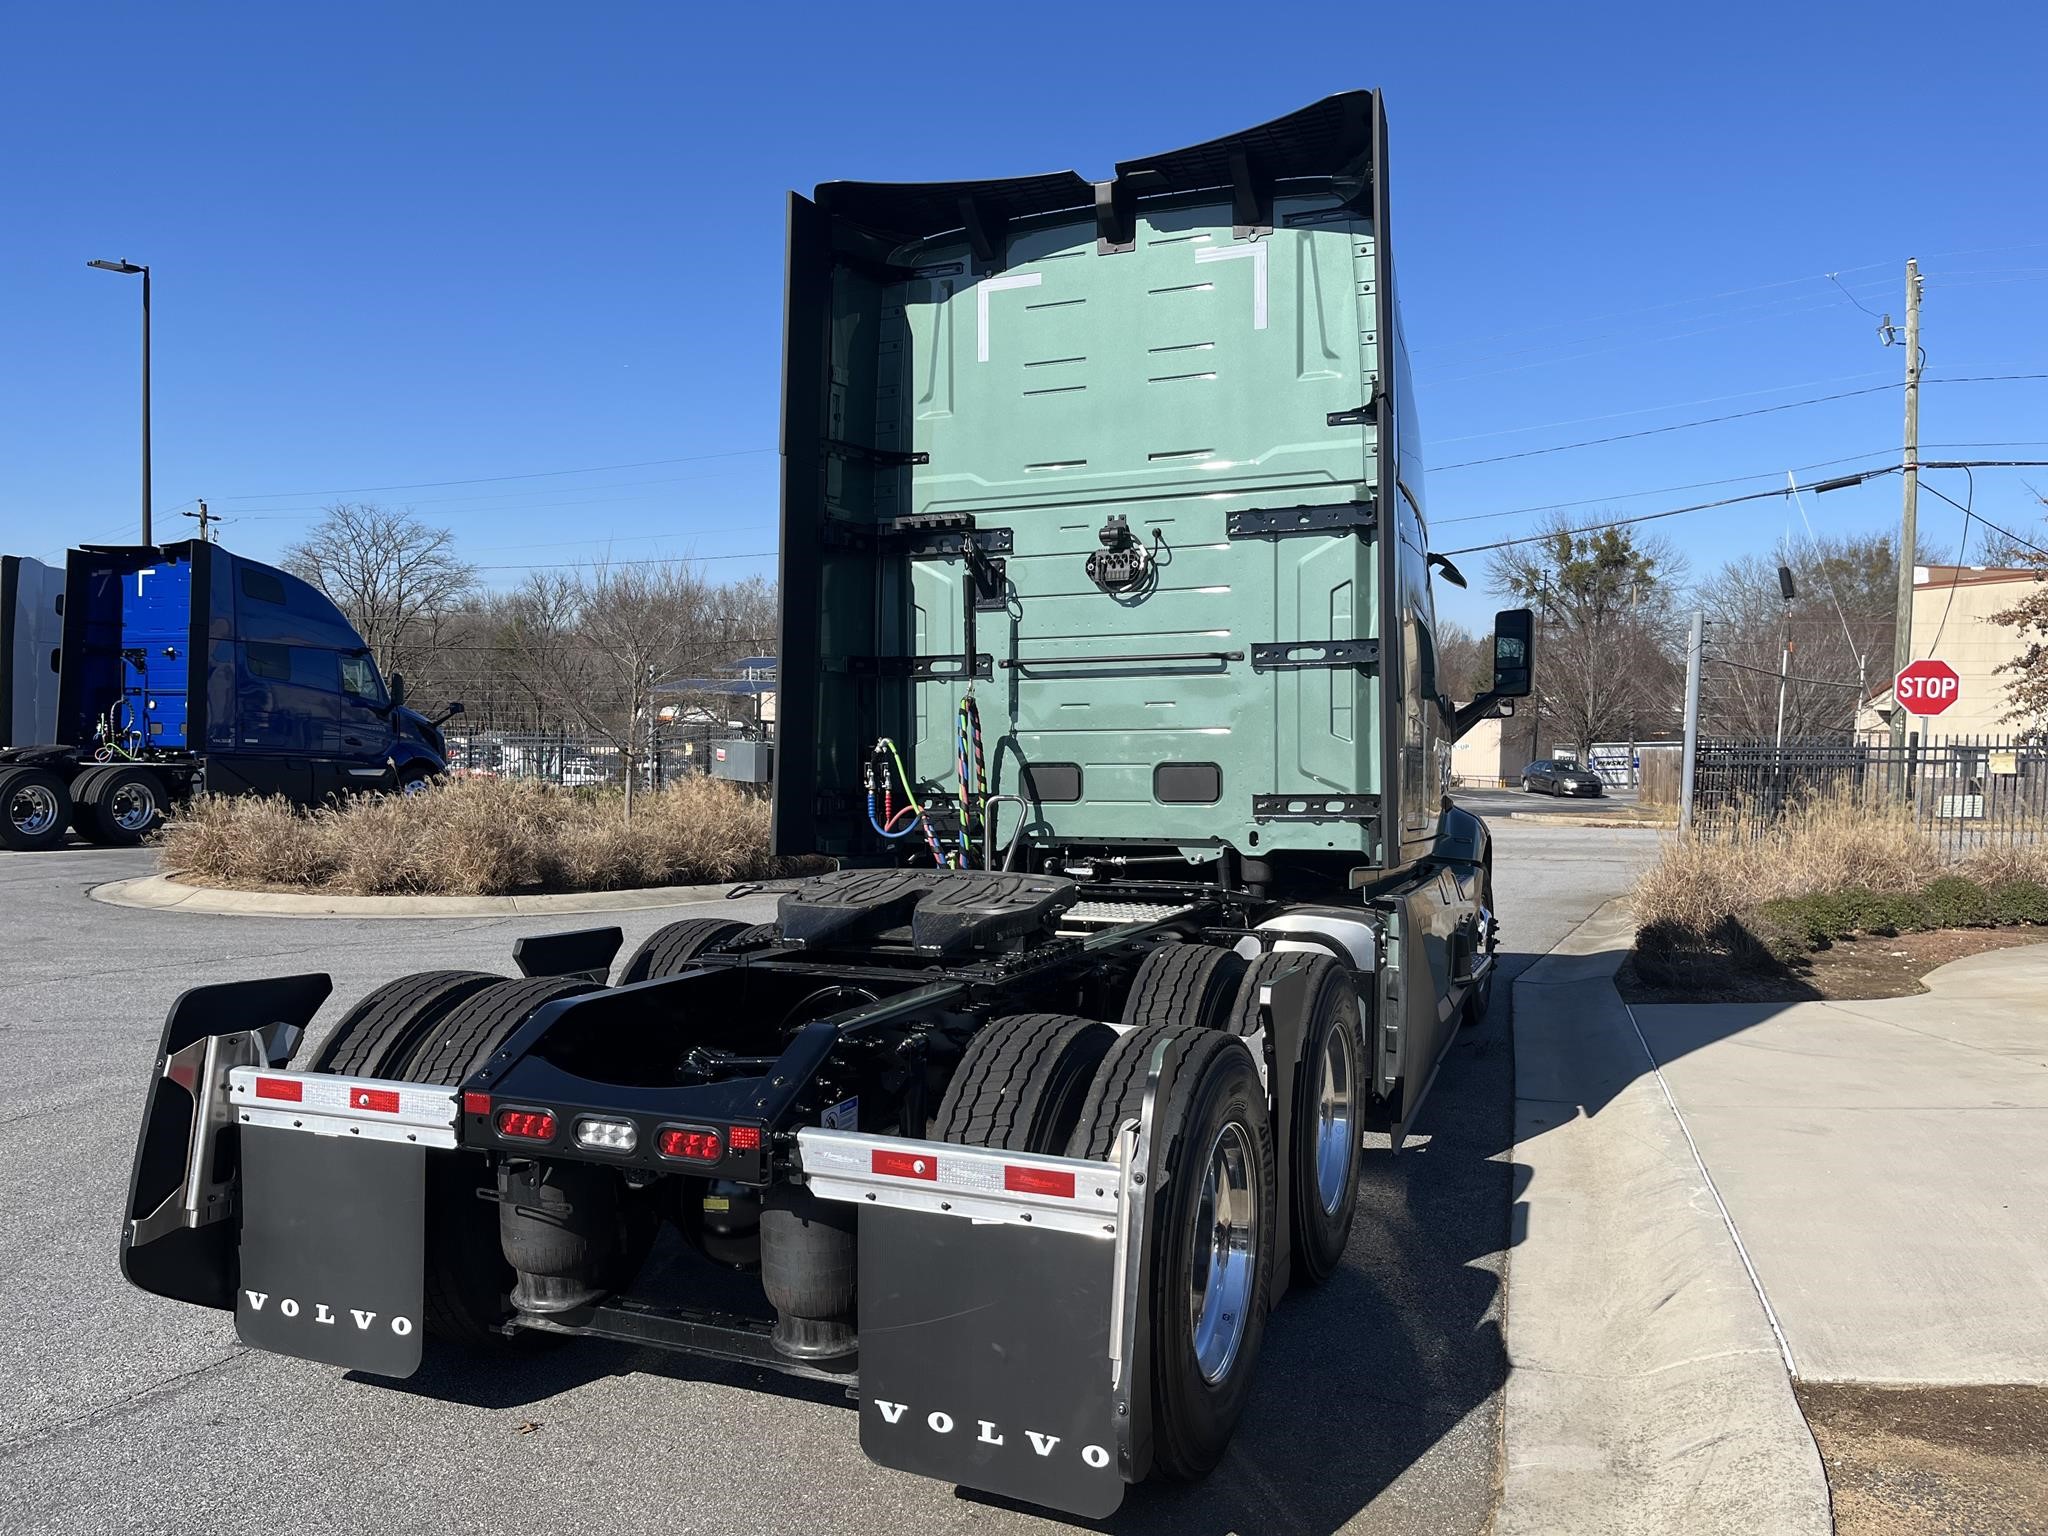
[365,947,1538,1536]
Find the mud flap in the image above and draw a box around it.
[234,1125,426,1378]
[857,1208,1124,1518]
[120,974,331,1310]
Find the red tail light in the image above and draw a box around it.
[1003,1165,1076,1199]
[496,1108,556,1141]
[253,1076,302,1103]
[727,1125,762,1152]
[872,1149,938,1181]
[658,1127,722,1162]
[462,1091,491,1117]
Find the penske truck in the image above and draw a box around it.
[119,90,1532,1519]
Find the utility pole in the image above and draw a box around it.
[181,500,219,542]
[1889,258,1923,747]
[1679,611,1704,835]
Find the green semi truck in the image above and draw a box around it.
[120,90,1531,1519]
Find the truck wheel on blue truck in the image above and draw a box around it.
[0,539,456,849]
[117,91,1533,1519]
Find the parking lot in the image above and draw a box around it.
[0,815,1656,1536]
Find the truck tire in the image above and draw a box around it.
[75,764,169,845]
[1225,952,1361,1285]
[66,767,111,834]
[387,977,604,1346]
[929,1012,1117,1153]
[1066,1021,1277,1480]
[1120,941,1247,1033]
[615,917,749,985]
[305,970,503,1078]
[0,766,72,851]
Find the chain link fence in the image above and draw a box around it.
[1691,734,2048,861]
[443,723,767,790]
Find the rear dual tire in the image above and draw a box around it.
[1065,1021,1277,1480]
[0,766,71,851]
[296,973,606,1347]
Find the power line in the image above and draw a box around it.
[1433,374,2048,474]
[209,446,774,503]
[1705,655,1864,689]
[1431,447,1903,527]
[1432,385,1901,471]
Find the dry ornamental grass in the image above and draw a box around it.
[155,776,790,896]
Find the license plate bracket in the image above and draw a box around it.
[235,1125,427,1377]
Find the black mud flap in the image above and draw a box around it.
[120,974,331,1311]
[857,1207,1124,1519]
[234,1125,427,1378]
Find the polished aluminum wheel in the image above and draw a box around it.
[1188,1119,1259,1385]
[8,782,61,838]
[1314,1021,1356,1215]
[109,780,158,832]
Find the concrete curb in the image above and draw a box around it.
[1498,897,1832,1536]
[87,871,744,919]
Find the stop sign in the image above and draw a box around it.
[1895,659,1962,716]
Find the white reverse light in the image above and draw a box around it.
[574,1117,638,1153]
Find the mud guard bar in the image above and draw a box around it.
[120,974,331,1312]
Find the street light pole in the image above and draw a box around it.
[87,258,152,546]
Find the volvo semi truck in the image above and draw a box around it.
[119,90,1531,1518]
[0,539,454,848]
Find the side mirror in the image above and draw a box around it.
[431,700,465,726]
[1490,609,1534,698]
[388,672,408,709]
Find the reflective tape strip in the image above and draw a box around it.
[227,1067,459,1149]
[797,1128,1120,1240]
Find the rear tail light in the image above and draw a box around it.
[727,1124,762,1152]
[658,1127,722,1162]
[461,1090,491,1117]
[575,1117,638,1153]
[496,1108,556,1142]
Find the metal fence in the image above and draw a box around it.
[1690,734,2048,861]
[443,724,765,789]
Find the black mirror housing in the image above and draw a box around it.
[1490,608,1534,698]
[388,672,408,709]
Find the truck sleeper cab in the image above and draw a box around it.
[0,538,453,849]
[117,92,1533,1519]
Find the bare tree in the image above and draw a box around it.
[533,560,714,818]
[283,503,476,693]
[1487,517,1685,760]
[1696,532,1909,738]
[1988,492,2048,735]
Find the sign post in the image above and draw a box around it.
[1894,659,1961,718]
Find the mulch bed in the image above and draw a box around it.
[1617,928,2048,1004]
[1796,1381,2048,1536]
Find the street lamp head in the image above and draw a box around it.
[87,259,145,275]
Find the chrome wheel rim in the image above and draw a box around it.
[401,774,429,796]
[1188,1120,1258,1385]
[110,782,157,832]
[9,783,60,837]
[1314,1022,1356,1215]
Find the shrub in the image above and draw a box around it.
[1920,874,1993,928]
[1989,879,2048,925]
[156,776,796,896]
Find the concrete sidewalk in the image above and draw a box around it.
[1630,943,2048,1384]
[1501,900,1831,1536]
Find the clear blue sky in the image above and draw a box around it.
[4,3,2045,634]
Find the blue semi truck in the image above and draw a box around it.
[0,539,456,849]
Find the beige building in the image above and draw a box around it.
[1858,565,2044,738]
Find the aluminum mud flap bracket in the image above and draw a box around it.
[799,1055,1164,1521]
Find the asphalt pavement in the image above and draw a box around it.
[0,815,1655,1536]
